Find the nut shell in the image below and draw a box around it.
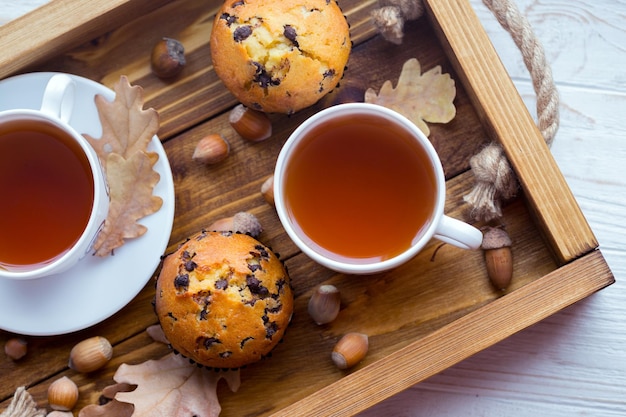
[331,332,368,370]
[4,337,27,360]
[485,247,513,290]
[229,104,272,142]
[208,211,263,238]
[48,376,79,411]
[193,134,230,164]
[151,37,186,78]
[261,175,275,207]
[68,336,113,373]
[308,285,341,325]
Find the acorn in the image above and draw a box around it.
[332,332,369,370]
[47,376,79,411]
[481,227,513,290]
[229,104,272,142]
[68,336,113,373]
[151,37,186,78]
[308,284,341,325]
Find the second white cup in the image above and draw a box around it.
[274,103,482,274]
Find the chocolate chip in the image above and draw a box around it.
[265,321,278,339]
[215,278,228,290]
[276,278,287,294]
[231,0,245,7]
[174,274,189,291]
[254,245,270,260]
[283,25,299,47]
[248,262,262,273]
[246,275,269,297]
[220,13,237,26]
[233,25,253,42]
[184,260,197,272]
[252,62,280,87]
[266,303,282,314]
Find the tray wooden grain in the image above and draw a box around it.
[0,0,615,415]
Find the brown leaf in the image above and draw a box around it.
[92,151,162,256]
[78,383,135,417]
[85,76,160,163]
[83,76,163,257]
[365,58,456,136]
[78,399,134,417]
[111,353,240,417]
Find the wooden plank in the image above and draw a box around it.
[0,0,171,79]
[422,0,598,264]
[270,250,614,417]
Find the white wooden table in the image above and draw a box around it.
[2,1,625,416]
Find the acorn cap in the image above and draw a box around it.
[481,227,512,250]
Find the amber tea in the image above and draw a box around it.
[283,112,437,263]
[0,118,95,270]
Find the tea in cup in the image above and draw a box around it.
[274,103,482,274]
[0,74,109,279]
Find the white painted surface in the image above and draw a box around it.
[1,1,624,415]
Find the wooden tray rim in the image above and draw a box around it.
[0,0,615,415]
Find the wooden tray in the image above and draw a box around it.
[0,0,615,415]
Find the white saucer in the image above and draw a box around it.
[0,72,175,336]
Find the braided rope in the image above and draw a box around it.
[0,387,46,417]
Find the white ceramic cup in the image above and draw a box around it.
[274,103,482,274]
[0,74,109,280]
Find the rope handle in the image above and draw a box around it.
[371,0,560,222]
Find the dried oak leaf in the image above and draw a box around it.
[105,353,240,417]
[85,76,160,161]
[364,58,456,136]
[78,383,136,417]
[91,152,162,256]
[84,76,163,256]
[79,397,134,417]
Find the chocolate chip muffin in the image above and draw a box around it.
[210,0,351,114]
[154,231,293,369]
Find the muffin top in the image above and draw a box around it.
[210,0,351,114]
[154,231,293,369]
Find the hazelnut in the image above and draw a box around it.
[229,104,272,142]
[331,332,369,370]
[47,376,79,411]
[4,337,27,360]
[308,284,341,325]
[151,37,186,78]
[481,227,513,290]
[192,134,230,164]
[208,211,263,238]
[68,336,113,373]
[260,175,275,207]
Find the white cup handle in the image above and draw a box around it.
[433,215,483,250]
[40,74,75,123]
